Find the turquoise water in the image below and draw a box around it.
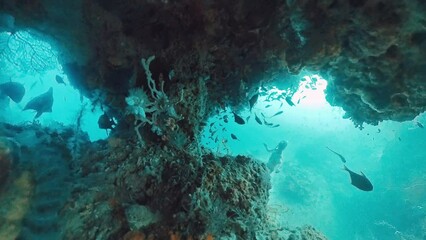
[1,31,425,239]
[201,77,426,239]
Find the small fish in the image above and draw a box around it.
[285,96,295,106]
[0,81,25,103]
[398,137,402,141]
[98,113,116,130]
[270,124,280,128]
[377,129,381,133]
[260,85,268,92]
[23,87,53,118]
[263,119,274,126]
[223,115,229,123]
[230,134,238,140]
[343,165,373,191]
[232,112,245,125]
[279,102,283,108]
[326,146,347,163]
[55,75,66,85]
[271,110,283,117]
[416,121,424,128]
[254,114,263,125]
[249,93,259,112]
[265,104,272,108]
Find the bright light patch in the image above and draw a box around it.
[292,75,328,107]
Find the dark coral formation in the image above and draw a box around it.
[2,0,426,127]
[287,225,328,240]
[0,137,20,190]
[61,136,272,239]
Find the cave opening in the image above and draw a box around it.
[0,30,107,141]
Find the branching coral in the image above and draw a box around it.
[126,55,181,146]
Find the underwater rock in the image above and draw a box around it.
[287,225,328,240]
[0,171,34,240]
[3,0,425,127]
[0,137,20,190]
[125,205,160,231]
[60,138,273,239]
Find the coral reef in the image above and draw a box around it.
[0,136,20,190]
[2,0,426,127]
[0,171,34,240]
[59,137,272,239]
[287,225,328,240]
[2,0,426,239]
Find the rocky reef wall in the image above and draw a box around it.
[2,0,426,127]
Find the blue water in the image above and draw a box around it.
[201,77,426,239]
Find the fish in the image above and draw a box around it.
[249,93,259,112]
[265,104,272,108]
[263,119,274,126]
[285,96,295,106]
[55,75,66,85]
[416,121,424,128]
[23,87,53,118]
[0,81,25,103]
[326,146,347,163]
[271,110,283,117]
[232,112,245,125]
[343,165,373,191]
[254,114,262,125]
[260,85,268,92]
[98,113,116,130]
[230,133,238,140]
[270,124,280,128]
[223,115,229,123]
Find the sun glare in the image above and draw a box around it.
[292,75,328,107]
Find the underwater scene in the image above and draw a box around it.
[1,1,426,240]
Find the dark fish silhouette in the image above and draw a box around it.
[223,115,229,123]
[55,75,66,85]
[285,96,295,106]
[232,112,245,125]
[265,104,272,108]
[343,165,373,191]
[271,110,283,117]
[416,121,424,128]
[230,133,238,140]
[98,113,116,130]
[326,146,347,163]
[254,114,262,125]
[0,82,25,103]
[249,94,259,112]
[23,87,53,118]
